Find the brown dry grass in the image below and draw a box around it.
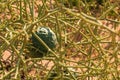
[0,0,120,80]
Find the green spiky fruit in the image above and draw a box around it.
[30,27,57,58]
